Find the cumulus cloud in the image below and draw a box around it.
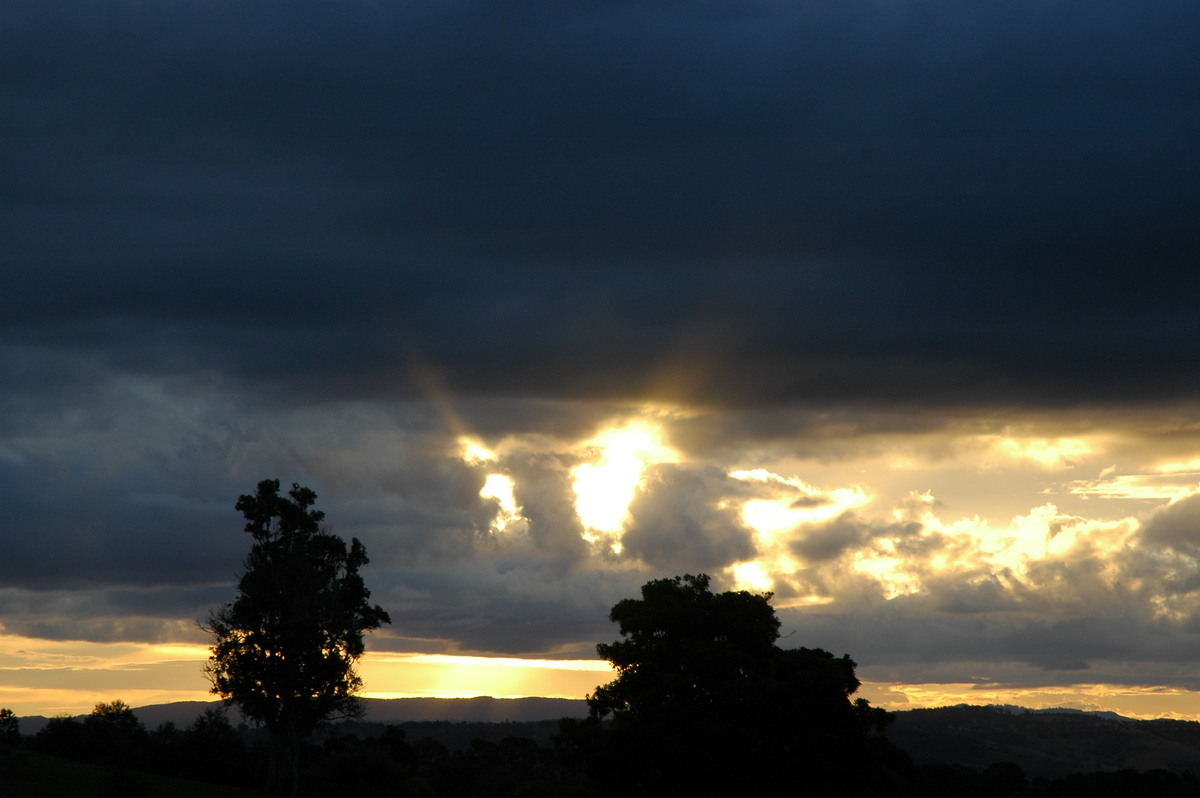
[1141,494,1200,552]
[495,450,591,573]
[791,514,908,563]
[621,464,757,571]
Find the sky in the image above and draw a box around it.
[3,0,1200,720]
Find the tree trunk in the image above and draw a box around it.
[290,734,301,798]
[266,730,297,797]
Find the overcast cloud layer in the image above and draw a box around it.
[3,0,1200,710]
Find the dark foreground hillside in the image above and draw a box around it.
[0,747,269,798]
[890,705,1200,778]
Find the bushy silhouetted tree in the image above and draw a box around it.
[565,574,907,796]
[0,708,19,746]
[29,700,149,768]
[30,715,88,760]
[148,707,253,785]
[204,479,391,796]
[85,700,148,766]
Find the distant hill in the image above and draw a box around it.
[888,704,1200,778]
[362,695,588,723]
[19,698,1200,779]
[17,696,588,737]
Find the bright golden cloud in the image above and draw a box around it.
[480,473,524,533]
[1066,468,1200,502]
[980,435,1096,469]
[571,419,679,549]
[459,437,527,534]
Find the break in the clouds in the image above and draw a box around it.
[3,0,1200,714]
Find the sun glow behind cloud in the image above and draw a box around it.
[725,468,870,595]
[733,469,869,533]
[1066,467,1200,502]
[571,420,679,551]
[980,436,1095,469]
[461,438,527,533]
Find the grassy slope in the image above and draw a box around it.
[0,748,269,798]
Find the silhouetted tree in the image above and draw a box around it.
[204,479,391,796]
[0,708,19,746]
[147,706,252,785]
[28,701,149,768]
[306,730,418,798]
[84,700,148,766]
[570,574,907,796]
[30,715,88,760]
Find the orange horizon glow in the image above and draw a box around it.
[3,632,1200,723]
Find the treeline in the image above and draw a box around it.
[5,701,1200,797]
[11,701,254,790]
[1,701,586,796]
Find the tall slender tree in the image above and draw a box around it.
[204,479,390,796]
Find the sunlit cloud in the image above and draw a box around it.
[722,469,870,595]
[732,469,870,533]
[853,547,922,601]
[1066,467,1200,502]
[480,473,525,533]
[977,435,1096,469]
[9,405,1200,721]
[460,438,496,466]
[729,561,775,593]
[458,437,528,534]
[571,419,679,552]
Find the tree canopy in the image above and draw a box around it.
[204,479,390,795]
[0,708,19,747]
[574,574,906,796]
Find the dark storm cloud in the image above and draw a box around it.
[0,584,227,644]
[4,0,1200,676]
[4,0,1199,408]
[0,434,246,589]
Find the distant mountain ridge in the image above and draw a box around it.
[984,703,1133,722]
[888,704,1200,778]
[17,696,589,736]
[18,699,1200,779]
